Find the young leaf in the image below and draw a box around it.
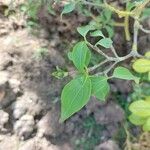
[132,59,150,73]
[129,114,146,125]
[77,25,95,37]
[71,41,91,71]
[90,30,105,38]
[61,2,75,16]
[61,76,91,122]
[129,100,150,117]
[90,76,110,101]
[96,38,113,48]
[112,66,139,83]
[52,66,68,79]
[143,117,150,131]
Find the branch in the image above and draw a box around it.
[92,50,141,76]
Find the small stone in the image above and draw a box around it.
[14,114,35,140]
[95,140,120,150]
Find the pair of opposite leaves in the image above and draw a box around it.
[61,42,139,122]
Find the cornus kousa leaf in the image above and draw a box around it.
[77,25,95,37]
[61,2,75,16]
[132,59,150,73]
[143,117,150,131]
[96,38,113,48]
[129,100,150,117]
[112,66,139,83]
[61,76,91,122]
[129,114,147,125]
[69,41,91,72]
[90,76,110,101]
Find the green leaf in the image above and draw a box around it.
[61,2,75,16]
[90,76,110,101]
[129,114,146,125]
[90,30,105,38]
[77,25,95,37]
[143,117,150,131]
[112,66,139,83]
[70,41,91,71]
[96,38,113,48]
[61,76,91,121]
[129,100,150,117]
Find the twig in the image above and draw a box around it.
[139,25,150,34]
[88,59,109,72]
[110,45,119,58]
[86,40,113,59]
[95,61,118,76]
[132,20,139,51]
[104,61,118,75]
